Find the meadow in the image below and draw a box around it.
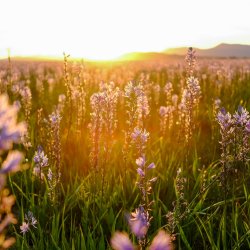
[0,50,250,249]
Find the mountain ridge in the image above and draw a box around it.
[117,43,250,61]
[164,43,250,57]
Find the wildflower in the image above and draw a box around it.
[20,86,32,122]
[20,222,29,234]
[159,106,175,133]
[30,217,38,228]
[186,76,201,105]
[137,94,150,120]
[164,82,173,106]
[47,168,53,181]
[48,109,61,185]
[20,211,38,234]
[233,106,249,126]
[134,155,157,246]
[33,146,48,168]
[131,127,149,144]
[131,127,149,156]
[0,95,26,152]
[232,106,250,161]
[185,47,196,76]
[89,92,105,170]
[47,167,60,203]
[49,111,61,124]
[147,163,155,169]
[24,211,37,226]
[166,168,188,236]
[149,230,173,250]
[159,106,168,117]
[124,81,149,128]
[135,156,145,168]
[0,94,24,248]
[179,48,201,143]
[149,177,157,182]
[0,151,23,174]
[129,206,149,239]
[217,108,233,130]
[111,232,134,250]
[137,168,145,177]
[124,81,143,98]
[246,120,250,133]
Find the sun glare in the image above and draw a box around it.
[0,0,250,60]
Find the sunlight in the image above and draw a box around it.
[0,0,249,60]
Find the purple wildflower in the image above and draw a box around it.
[217,108,233,130]
[33,146,48,168]
[0,151,23,174]
[136,156,145,168]
[21,211,38,232]
[149,230,173,250]
[185,47,196,76]
[186,76,201,105]
[147,163,155,169]
[137,168,145,177]
[49,111,61,124]
[47,168,53,181]
[233,106,249,126]
[131,127,149,144]
[111,232,134,250]
[246,120,250,133]
[0,95,26,152]
[129,206,149,239]
[20,222,29,234]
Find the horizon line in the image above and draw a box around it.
[1,42,250,62]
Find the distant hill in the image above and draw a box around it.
[117,52,183,62]
[118,43,250,61]
[164,43,250,58]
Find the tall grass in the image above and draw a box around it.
[0,53,249,249]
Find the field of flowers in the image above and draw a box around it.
[0,49,250,249]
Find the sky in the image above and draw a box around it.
[0,0,250,60]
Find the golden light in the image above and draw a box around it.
[0,0,250,60]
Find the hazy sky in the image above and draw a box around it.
[0,0,250,60]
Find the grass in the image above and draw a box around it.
[0,56,250,249]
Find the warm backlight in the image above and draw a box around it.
[0,0,250,60]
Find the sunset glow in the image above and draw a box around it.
[0,0,250,60]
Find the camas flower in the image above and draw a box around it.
[131,128,149,144]
[0,95,26,152]
[233,106,249,126]
[20,222,29,234]
[20,211,38,234]
[129,206,149,239]
[0,151,23,174]
[49,111,61,124]
[136,156,145,168]
[149,230,173,250]
[111,230,173,250]
[246,120,250,133]
[33,146,48,168]
[111,232,134,250]
[217,108,233,130]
